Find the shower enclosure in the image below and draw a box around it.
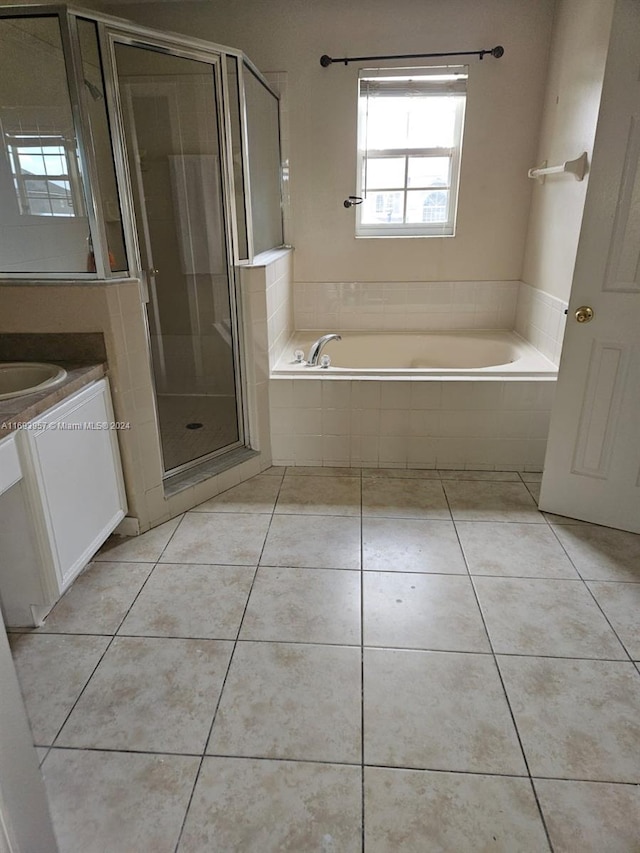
[0,5,284,478]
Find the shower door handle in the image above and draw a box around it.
[139,268,159,303]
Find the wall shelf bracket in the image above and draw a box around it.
[528,151,588,183]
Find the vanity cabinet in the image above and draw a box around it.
[0,378,127,627]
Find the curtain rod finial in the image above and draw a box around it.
[320,54,332,67]
[492,45,504,58]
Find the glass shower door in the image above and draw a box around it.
[113,41,242,475]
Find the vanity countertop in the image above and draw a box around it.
[0,363,107,437]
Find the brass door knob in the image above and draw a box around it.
[575,306,594,323]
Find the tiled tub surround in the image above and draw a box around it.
[292,279,568,362]
[270,378,555,470]
[240,248,293,373]
[516,281,569,366]
[8,466,640,851]
[294,280,521,333]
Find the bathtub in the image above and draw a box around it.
[269,329,557,470]
[273,330,557,379]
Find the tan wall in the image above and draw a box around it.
[522,0,615,301]
[95,0,555,283]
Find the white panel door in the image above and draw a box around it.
[540,0,640,533]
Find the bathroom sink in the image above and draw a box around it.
[0,363,67,401]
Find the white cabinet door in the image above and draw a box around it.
[23,378,127,591]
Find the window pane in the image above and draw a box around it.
[50,179,72,197]
[366,157,404,189]
[366,98,411,149]
[365,95,461,150]
[406,96,460,148]
[361,191,404,224]
[43,154,66,176]
[407,157,450,188]
[24,179,49,196]
[18,152,45,174]
[406,189,449,224]
[50,196,74,216]
[27,197,53,216]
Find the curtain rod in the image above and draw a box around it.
[320,46,504,67]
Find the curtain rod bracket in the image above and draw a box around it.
[320,46,504,68]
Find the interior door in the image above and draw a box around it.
[540,0,640,533]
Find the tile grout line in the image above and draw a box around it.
[546,524,639,667]
[44,556,161,755]
[19,627,635,662]
[172,467,287,853]
[445,489,556,853]
[39,743,640,788]
[29,522,194,760]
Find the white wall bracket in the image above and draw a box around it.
[528,151,588,183]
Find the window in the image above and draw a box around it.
[356,66,467,237]
[6,133,84,217]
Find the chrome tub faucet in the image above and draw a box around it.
[306,333,342,366]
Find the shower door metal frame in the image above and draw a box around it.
[237,59,286,261]
[99,24,251,477]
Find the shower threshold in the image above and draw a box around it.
[163,446,259,498]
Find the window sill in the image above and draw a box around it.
[354,232,456,239]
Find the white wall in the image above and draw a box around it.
[97,0,555,284]
[522,0,615,302]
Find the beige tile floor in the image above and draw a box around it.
[8,467,640,853]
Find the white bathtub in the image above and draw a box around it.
[273,331,557,379]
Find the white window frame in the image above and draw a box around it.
[356,66,467,238]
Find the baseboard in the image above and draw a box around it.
[115,515,140,537]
